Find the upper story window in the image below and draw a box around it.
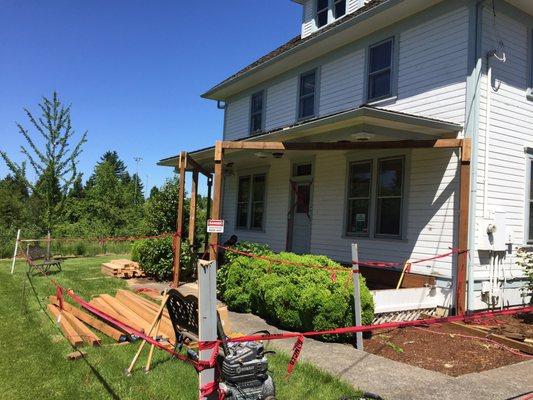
[334,0,346,19]
[236,174,266,230]
[316,0,346,29]
[316,0,329,28]
[250,90,264,134]
[298,70,316,120]
[367,38,394,102]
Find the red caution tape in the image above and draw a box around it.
[286,335,305,379]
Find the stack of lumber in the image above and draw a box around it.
[101,259,145,279]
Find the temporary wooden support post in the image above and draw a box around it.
[10,229,21,274]
[208,138,472,315]
[198,259,218,399]
[189,170,199,247]
[351,243,364,350]
[456,139,471,316]
[209,141,224,261]
[205,175,213,253]
[173,151,187,288]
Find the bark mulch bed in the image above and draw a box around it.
[364,313,532,377]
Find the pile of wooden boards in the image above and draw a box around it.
[101,259,146,279]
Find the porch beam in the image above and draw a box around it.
[185,154,212,177]
[188,170,199,248]
[221,138,463,151]
[456,138,472,316]
[173,151,187,287]
[209,141,224,261]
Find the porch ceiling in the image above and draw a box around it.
[157,106,462,170]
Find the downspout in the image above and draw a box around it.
[466,1,484,313]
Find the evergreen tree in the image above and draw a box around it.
[0,92,87,231]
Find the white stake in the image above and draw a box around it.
[198,259,218,399]
[11,229,21,274]
[351,243,364,350]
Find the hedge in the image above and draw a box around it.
[219,242,374,342]
[131,236,196,281]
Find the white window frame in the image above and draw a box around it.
[235,173,267,231]
[249,90,265,134]
[315,0,346,29]
[366,37,395,102]
[525,149,533,243]
[344,153,407,239]
[298,69,318,120]
[333,0,346,19]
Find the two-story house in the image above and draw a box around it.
[159,0,533,314]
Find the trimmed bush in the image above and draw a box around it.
[218,244,374,342]
[131,236,196,281]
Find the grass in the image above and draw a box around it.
[0,256,360,400]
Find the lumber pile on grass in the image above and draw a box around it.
[101,259,146,279]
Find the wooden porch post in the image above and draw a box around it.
[209,142,224,261]
[205,175,212,252]
[173,151,187,288]
[456,138,471,315]
[188,169,199,249]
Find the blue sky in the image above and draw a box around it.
[0,0,301,194]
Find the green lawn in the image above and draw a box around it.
[0,256,359,400]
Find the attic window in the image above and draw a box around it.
[334,0,346,19]
[316,0,329,28]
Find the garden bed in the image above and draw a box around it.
[364,315,532,376]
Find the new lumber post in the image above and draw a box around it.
[10,228,21,274]
[198,258,218,399]
[173,151,187,288]
[456,138,472,315]
[209,141,224,261]
[189,169,199,249]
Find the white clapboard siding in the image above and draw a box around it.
[386,7,469,124]
[319,49,364,116]
[224,96,249,140]
[265,77,298,131]
[472,8,533,278]
[220,159,290,252]
[309,148,459,277]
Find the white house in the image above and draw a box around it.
[160,0,533,314]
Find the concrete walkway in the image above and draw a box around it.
[229,311,533,400]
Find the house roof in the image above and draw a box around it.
[201,0,388,100]
[157,106,463,168]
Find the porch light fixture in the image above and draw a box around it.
[351,133,375,141]
[272,152,284,159]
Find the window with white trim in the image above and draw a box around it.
[298,70,316,120]
[367,38,394,102]
[316,0,329,28]
[526,153,533,243]
[250,91,264,134]
[346,156,405,238]
[236,174,266,230]
[316,0,346,28]
[333,0,346,19]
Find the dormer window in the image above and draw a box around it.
[316,0,346,29]
[316,0,329,28]
[334,0,346,19]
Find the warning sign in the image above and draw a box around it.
[207,219,224,233]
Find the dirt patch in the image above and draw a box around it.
[364,315,532,376]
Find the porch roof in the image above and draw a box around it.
[158,106,462,169]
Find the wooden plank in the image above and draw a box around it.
[189,170,199,247]
[173,151,187,287]
[117,290,170,319]
[47,304,84,346]
[89,297,146,334]
[450,322,533,355]
[61,309,101,346]
[456,141,471,316]
[221,139,463,151]
[99,294,153,334]
[114,292,175,340]
[210,141,224,261]
[66,350,86,360]
[185,154,212,177]
[49,296,126,341]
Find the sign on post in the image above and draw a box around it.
[351,243,364,350]
[207,219,224,234]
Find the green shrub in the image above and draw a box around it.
[516,248,533,300]
[219,247,374,342]
[131,236,196,281]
